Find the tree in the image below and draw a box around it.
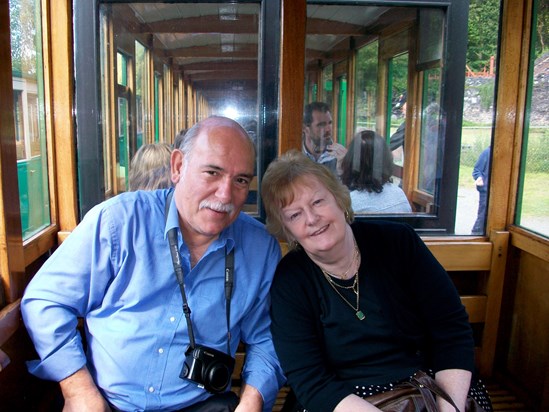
[466,0,500,73]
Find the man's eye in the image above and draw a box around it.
[236,177,250,186]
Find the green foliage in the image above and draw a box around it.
[467,0,500,72]
[10,0,39,77]
[478,82,495,111]
[534,0,549,57]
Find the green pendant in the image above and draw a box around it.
[356,310,365,320]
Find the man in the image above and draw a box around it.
[472,146,491,235]
[302,102,347,176]
[22,116,285,411]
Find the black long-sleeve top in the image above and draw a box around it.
[270,221,474,412]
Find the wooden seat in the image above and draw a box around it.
[425,231,509,377]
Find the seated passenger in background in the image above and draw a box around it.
[261,150,492,412]
[128,142,173,191]
[340,130,412,213]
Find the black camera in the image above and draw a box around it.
[181,345,235,393]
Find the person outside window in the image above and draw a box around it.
[472,146,491,235]
[21,116,285,412]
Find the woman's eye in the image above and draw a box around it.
[288,212,301,221]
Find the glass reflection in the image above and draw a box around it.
[10,0,51,239]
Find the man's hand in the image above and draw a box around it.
[235,383,263,412]
[60,367,111,412]
[475,176,484,187]
[327,142,348,162]
[328,143,348,176]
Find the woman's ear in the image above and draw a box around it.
[171,149,184,184]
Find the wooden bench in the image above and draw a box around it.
[0,231,509,410]
[425,230,509,377]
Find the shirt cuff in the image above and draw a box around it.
[26,334,87,382]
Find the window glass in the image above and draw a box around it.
[418,68,442,197]
[135,41,149,147]
[455,0,500,235]
[100,9,113,195]
[515,0,549,237]
[354,41,378,133]
[10,0,51,239]
[304,2,469,233]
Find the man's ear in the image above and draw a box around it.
[171,149,184,184]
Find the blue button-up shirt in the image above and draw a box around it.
[22,189,285,411]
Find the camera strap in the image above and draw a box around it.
[165,191,233,354]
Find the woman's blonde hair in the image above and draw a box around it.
[128,143,173,191]
[261,150,353,247]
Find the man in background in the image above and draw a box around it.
[302,102,347,176]
[472,146,491,235]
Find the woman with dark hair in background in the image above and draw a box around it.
[341,130,411,213]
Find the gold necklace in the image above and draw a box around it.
[320,244,365,320]
[321,246,359,280]
[322,270,365,320]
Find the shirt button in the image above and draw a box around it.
[170,316,176,322]
[158,348,164,354]
[148,386,155,393]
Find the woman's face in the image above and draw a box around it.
[281,176,347,254]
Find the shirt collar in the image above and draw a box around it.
[302,143,335,164]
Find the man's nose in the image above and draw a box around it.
[216,177,233,202]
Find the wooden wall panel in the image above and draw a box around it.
[278,0,306,154]
[506,251,549,409]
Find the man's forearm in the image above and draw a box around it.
[60,366,110,412]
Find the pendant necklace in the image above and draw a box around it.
[320,244,365,321]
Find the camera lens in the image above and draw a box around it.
[205,363,231,392]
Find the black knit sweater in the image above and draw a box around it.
[270,221,474,412]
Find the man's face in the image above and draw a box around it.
[171,125,255,243]
[303,110,333,156]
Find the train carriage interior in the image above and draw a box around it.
[1,0,548,411]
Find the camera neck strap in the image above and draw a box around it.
[165,191,233,354]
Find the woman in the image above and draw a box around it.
[261,150,491,412]
[340,130,412,213]
[128,143,173,191]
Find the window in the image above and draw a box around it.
[303,1,470,234]
[10,0,51,239]
[515,0,549,238]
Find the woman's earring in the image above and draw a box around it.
[345,210,350,222]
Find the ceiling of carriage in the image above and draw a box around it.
[110,2,409,112]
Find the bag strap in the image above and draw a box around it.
[411,371,461,412]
